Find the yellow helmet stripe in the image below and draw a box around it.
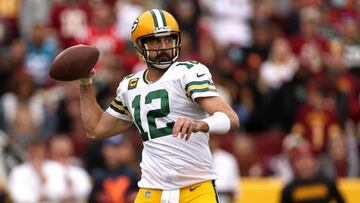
[150,9,167,28]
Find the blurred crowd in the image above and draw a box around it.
[0,0,360,202]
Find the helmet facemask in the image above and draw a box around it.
[136,32,181,69]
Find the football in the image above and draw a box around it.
[49,45,99,81]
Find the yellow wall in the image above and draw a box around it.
[236,178,360,203]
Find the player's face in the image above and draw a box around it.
[293,154,316,179]
[144,36,174,63]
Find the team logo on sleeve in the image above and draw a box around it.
[128,78,139,90]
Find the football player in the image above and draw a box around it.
[79,9,240,203]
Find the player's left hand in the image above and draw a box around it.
[172,118,209,141]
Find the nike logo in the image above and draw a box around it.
[196,73,205,77]
[189,185,201,192]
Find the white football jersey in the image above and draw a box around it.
[106,61,218,189]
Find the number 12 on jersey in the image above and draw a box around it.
[132,89,175,141]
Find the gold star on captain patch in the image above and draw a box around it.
[128,78,139,90]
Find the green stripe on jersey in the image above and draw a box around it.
[113,100,127,108]
[110,100,129,115]
[110,104,128,115]
[188,87,217,98]
[185,80,212,91]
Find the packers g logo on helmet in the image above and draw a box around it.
[131,9,181,69]
[131,19,138,33]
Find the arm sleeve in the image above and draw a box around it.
[181,63,219,102]
[106,83,133,122]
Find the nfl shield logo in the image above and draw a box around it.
[144,191,151,198]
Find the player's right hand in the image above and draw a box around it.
[172,118,209,141]
[79,69,95,85]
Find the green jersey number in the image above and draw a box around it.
[175,61,199,69]
[132,89,174,141]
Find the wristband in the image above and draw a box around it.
[201,112,231,134]
[79,77,93,85]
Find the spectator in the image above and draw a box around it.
[259,37,298,90]
[177,30,202,62]
[280,141,345,203]
[323,37,360,126]
[289,6,328,56]
[89,135,138,203]
[316,5,339,41]
[114,0,144,42]
[243,19,276,70]
[328,0,359,27]
[236,20,281,131]
[232,134,266,177]
[339,17,360,71]
[291,80,340,153]
[8,138,77,203]
[48,134,92,203]
[0,71,50,147]
[319,127,360,179]
[54,82,87,156]
[290,6,329,79]
[269,133,303,182]
[49,0,90,48]
[210,135,240,203]
[282,0,305,36]
[299,41,324,76]
[18,0,52,39]
[252,37,299,129]
[200,0,253,49]
[0,39,26,96]
[0,0,22,39]
[167,0,201,51]
[24,23,58,87]
[215,48,242,76]
[197,34,217,67]
[233,83,255,130]
[77,2,125,73]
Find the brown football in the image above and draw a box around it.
[49,45,99,81]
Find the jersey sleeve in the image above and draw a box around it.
[106,82,133,122]
[181,62,219,101]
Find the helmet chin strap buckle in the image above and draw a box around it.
[154,26,171,37]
